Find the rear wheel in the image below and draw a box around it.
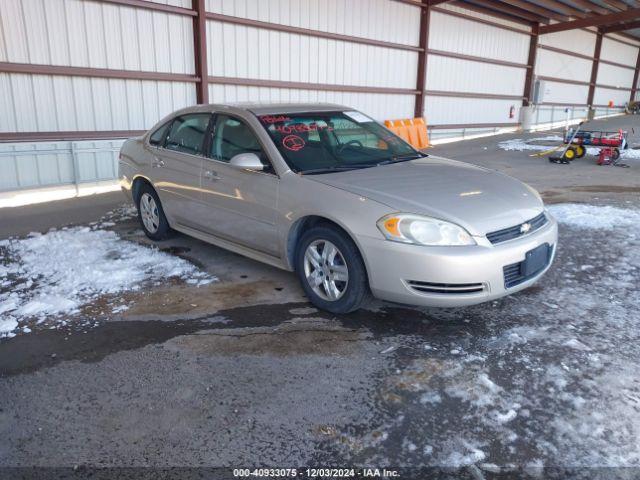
[295,225,369,314]
[574,145,586,158]
[136,183,173,241]
[612,148,621,160]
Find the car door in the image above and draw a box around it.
[150,113,211,228]
[200,114,280,257]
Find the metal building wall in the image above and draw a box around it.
[0,0,197,192]
[533,27,635,127]
[1,0,638,195]
[204,0,421,121]
[594,35,639,108]
[536,29,595,107]
[424,4,530,140]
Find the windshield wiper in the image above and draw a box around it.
[374,153,426,166]
[300,165,376,175]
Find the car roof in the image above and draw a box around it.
[241,103,350,115]
[178,102,351,116]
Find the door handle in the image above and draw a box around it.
[204,170,220,181]
[152,158,165,168]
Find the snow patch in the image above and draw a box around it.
[548,204,640,230]
[0,226,215,337]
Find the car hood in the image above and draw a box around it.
[306,157,544,236]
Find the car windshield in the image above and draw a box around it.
[256,111,424,174]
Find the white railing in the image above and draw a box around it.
[0,140,126,193]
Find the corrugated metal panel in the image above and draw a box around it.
[607,33,640,48]
[437,3,530,32]
[538,29,596,58]
[208,84,415,120]
[537,81,588,105]
[597,63,634,90]
[593,87,629,106]
[0,73,196,132]
[205,0,421,46]
[147,0,192,7]
[535,49,592,83]
[206,21,418,88]
[600,37,638,66]
[424,96,519,125]
[429,10,530,64]
[0,140,125,192]
[426,55,526,96]
[0,0,195,73]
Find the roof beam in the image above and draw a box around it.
[602,19,640,33]
[603,0,629,10]
[532,0,587,18]
[451,1,535,25]
[495,0,569,22]
[539,7,640,34]
[568,0,610,14]
[460,0,548,23]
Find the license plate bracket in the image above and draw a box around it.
[523,243,550,277]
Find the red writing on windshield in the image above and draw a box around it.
[260,115,292,124]
[282,135,305,151]
[274,123,334,134]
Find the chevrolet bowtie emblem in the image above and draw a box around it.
[520,222,532,234]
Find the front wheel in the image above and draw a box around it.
[564,147,576,160]
[295,225,369,314]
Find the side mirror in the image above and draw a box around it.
[229,152,264,171]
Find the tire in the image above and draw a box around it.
[575,145,586,158]
[564,147,576,160]
[295,225,369,314]
[612,148,621,160]
[136,183,173,241]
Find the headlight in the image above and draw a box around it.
[377,213,476,246]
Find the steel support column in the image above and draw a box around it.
[523,23,539,106]
[192,0,208,104]
[587,30,603,108]
[631,48,640,103]
[414,1,430,118]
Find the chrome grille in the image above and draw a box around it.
[407,280,485,294]
[486,212,547,245]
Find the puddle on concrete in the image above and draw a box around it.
[164,318,369,357]
[121,280,306,321]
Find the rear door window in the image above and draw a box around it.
[165,114,211,156]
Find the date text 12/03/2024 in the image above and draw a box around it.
[233,468,400,477]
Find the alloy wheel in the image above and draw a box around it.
[140,192,160,234]
[303,239,349,301]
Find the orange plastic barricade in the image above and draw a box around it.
[412,118,430,149]
[384,118,429,149]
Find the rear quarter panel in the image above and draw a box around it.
[118,137,149,201]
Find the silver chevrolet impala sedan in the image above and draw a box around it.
[119,103,557,313]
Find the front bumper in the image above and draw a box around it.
[360,215,558,307]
